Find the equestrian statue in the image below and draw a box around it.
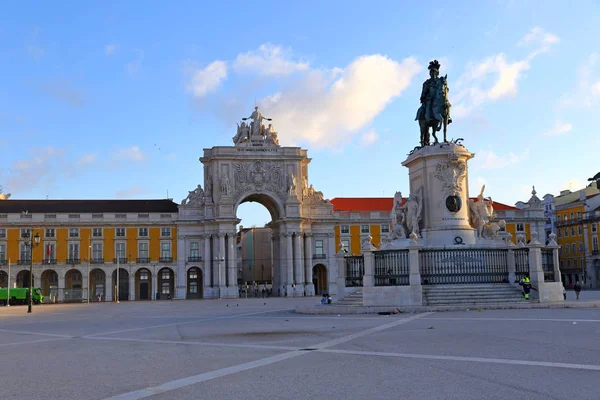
[415,60,452,147]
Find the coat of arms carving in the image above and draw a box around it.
[234,160,285,201]
[434,153,466,196]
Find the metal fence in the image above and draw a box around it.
[541,248,555,282]
[514,248,529,282]
[419,248,509,285]
[374,250,409,286]
[345,256,364,287]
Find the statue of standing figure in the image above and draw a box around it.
[402,187,423,237]
[287,173,297,196]
[390,192,407,240]
[468,185,495,238]
[416,60,452,146]
[221,171,231,196]
[243,106,272,137]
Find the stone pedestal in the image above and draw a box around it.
[402,143,476,246]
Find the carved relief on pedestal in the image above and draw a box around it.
[233,160,286,202]
[434,153,467,197]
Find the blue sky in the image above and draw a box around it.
[1,0,599,228]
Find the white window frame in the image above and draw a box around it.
[315,240,324,255]
[68,243,80,260]
[340,225,350,234]
[0,228,5,238]
[138,242,149,259]
[160,242,171,258]
[572,243,576,254]
[161,227,171,237]
[115,242,126,260]
[0,244,6,261]
[45,228,55,238]
[516,223,524,232]
[92,243,103,261]
[138,227,148,237]
[361,225,370,234]
[381,224,390,233]
[116,228,126,238]
[592,224,597,233]
[69,228,79,238]
[190,242,200,258]
[593,236,599,251]
[341,239,350,253]
[92,228,103,238]
[45,243,56,261]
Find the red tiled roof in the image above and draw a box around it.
[0,199,179,213]
[330,197,518,212]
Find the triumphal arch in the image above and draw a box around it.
[177,107,338,298]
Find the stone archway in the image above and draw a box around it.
[16,270,33,288]
[65,269,83,302]
[135,268,152,300]
[177,106,339,299]
[41,269,58,297]
[0,270,7,288]
[157,267,174,299]
[187,267,202,299]
[313,264,328,295]
[111,268,129,301]
[90,268,106,301]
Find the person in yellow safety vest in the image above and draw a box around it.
[519,276,532,300]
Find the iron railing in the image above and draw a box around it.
[137,258,150,264]
[419,248,509,285]
[541,248,555,282]
[113,257,128,264]
[345,255,364,287]
[90,258,104,264]
[374,250,409,286]
[159,257,173,263]
[67,258,81,265]
[312,254,327,259]
[187,256,202,262]
[44,258,57,264]
[514,248,529,282]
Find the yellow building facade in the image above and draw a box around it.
[0,200,186,302]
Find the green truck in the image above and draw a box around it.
[0,287,44,305]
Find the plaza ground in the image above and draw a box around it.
[1,297,600,400]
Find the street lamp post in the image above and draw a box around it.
[87,243,91,303]
[22,230,41,314]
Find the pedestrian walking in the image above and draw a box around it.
[519,276,532,300]
[574,281,582,300]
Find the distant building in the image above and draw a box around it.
[237,226,273,284]
[554,180,600,287]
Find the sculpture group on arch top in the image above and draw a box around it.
[180,105,329,210]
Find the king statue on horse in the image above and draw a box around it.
[415,60,452,147]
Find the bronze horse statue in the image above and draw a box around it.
[417,75,452,146]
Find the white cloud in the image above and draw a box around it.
[257,55,422,147]
[517,26,560,57]
[5,147,67,193]
[105,44,118,55]
[112,146,145,162]
[474,149,530,169]
[115,186,146,198]
[233,44,309,77]
[360,129,379,146]
[541,121,573,137]
[77,153,97,166]
[560,53,600,108]
[186,60,228,97]
[452,28,559,117]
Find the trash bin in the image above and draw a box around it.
[156,292,160,300]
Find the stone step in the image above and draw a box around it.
[426,299,528,305]
[425,292,522,299]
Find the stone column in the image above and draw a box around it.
[217,233,226,295]
[527,232,563,302]
[129,272,136,300]
[227,232,236,288]
[304,233,315,296]
[547,233,562,284]
[363,249,374,288]
[278,233,287,296]
[203,234,212,290]
[285,233,294,295]
[151,271,158,300]
[176,235,186,299]
[326,233,338,297]
[293,233,304,295]
[271,233,279,290]
[407,244,424,306]
[57,270,66,303]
